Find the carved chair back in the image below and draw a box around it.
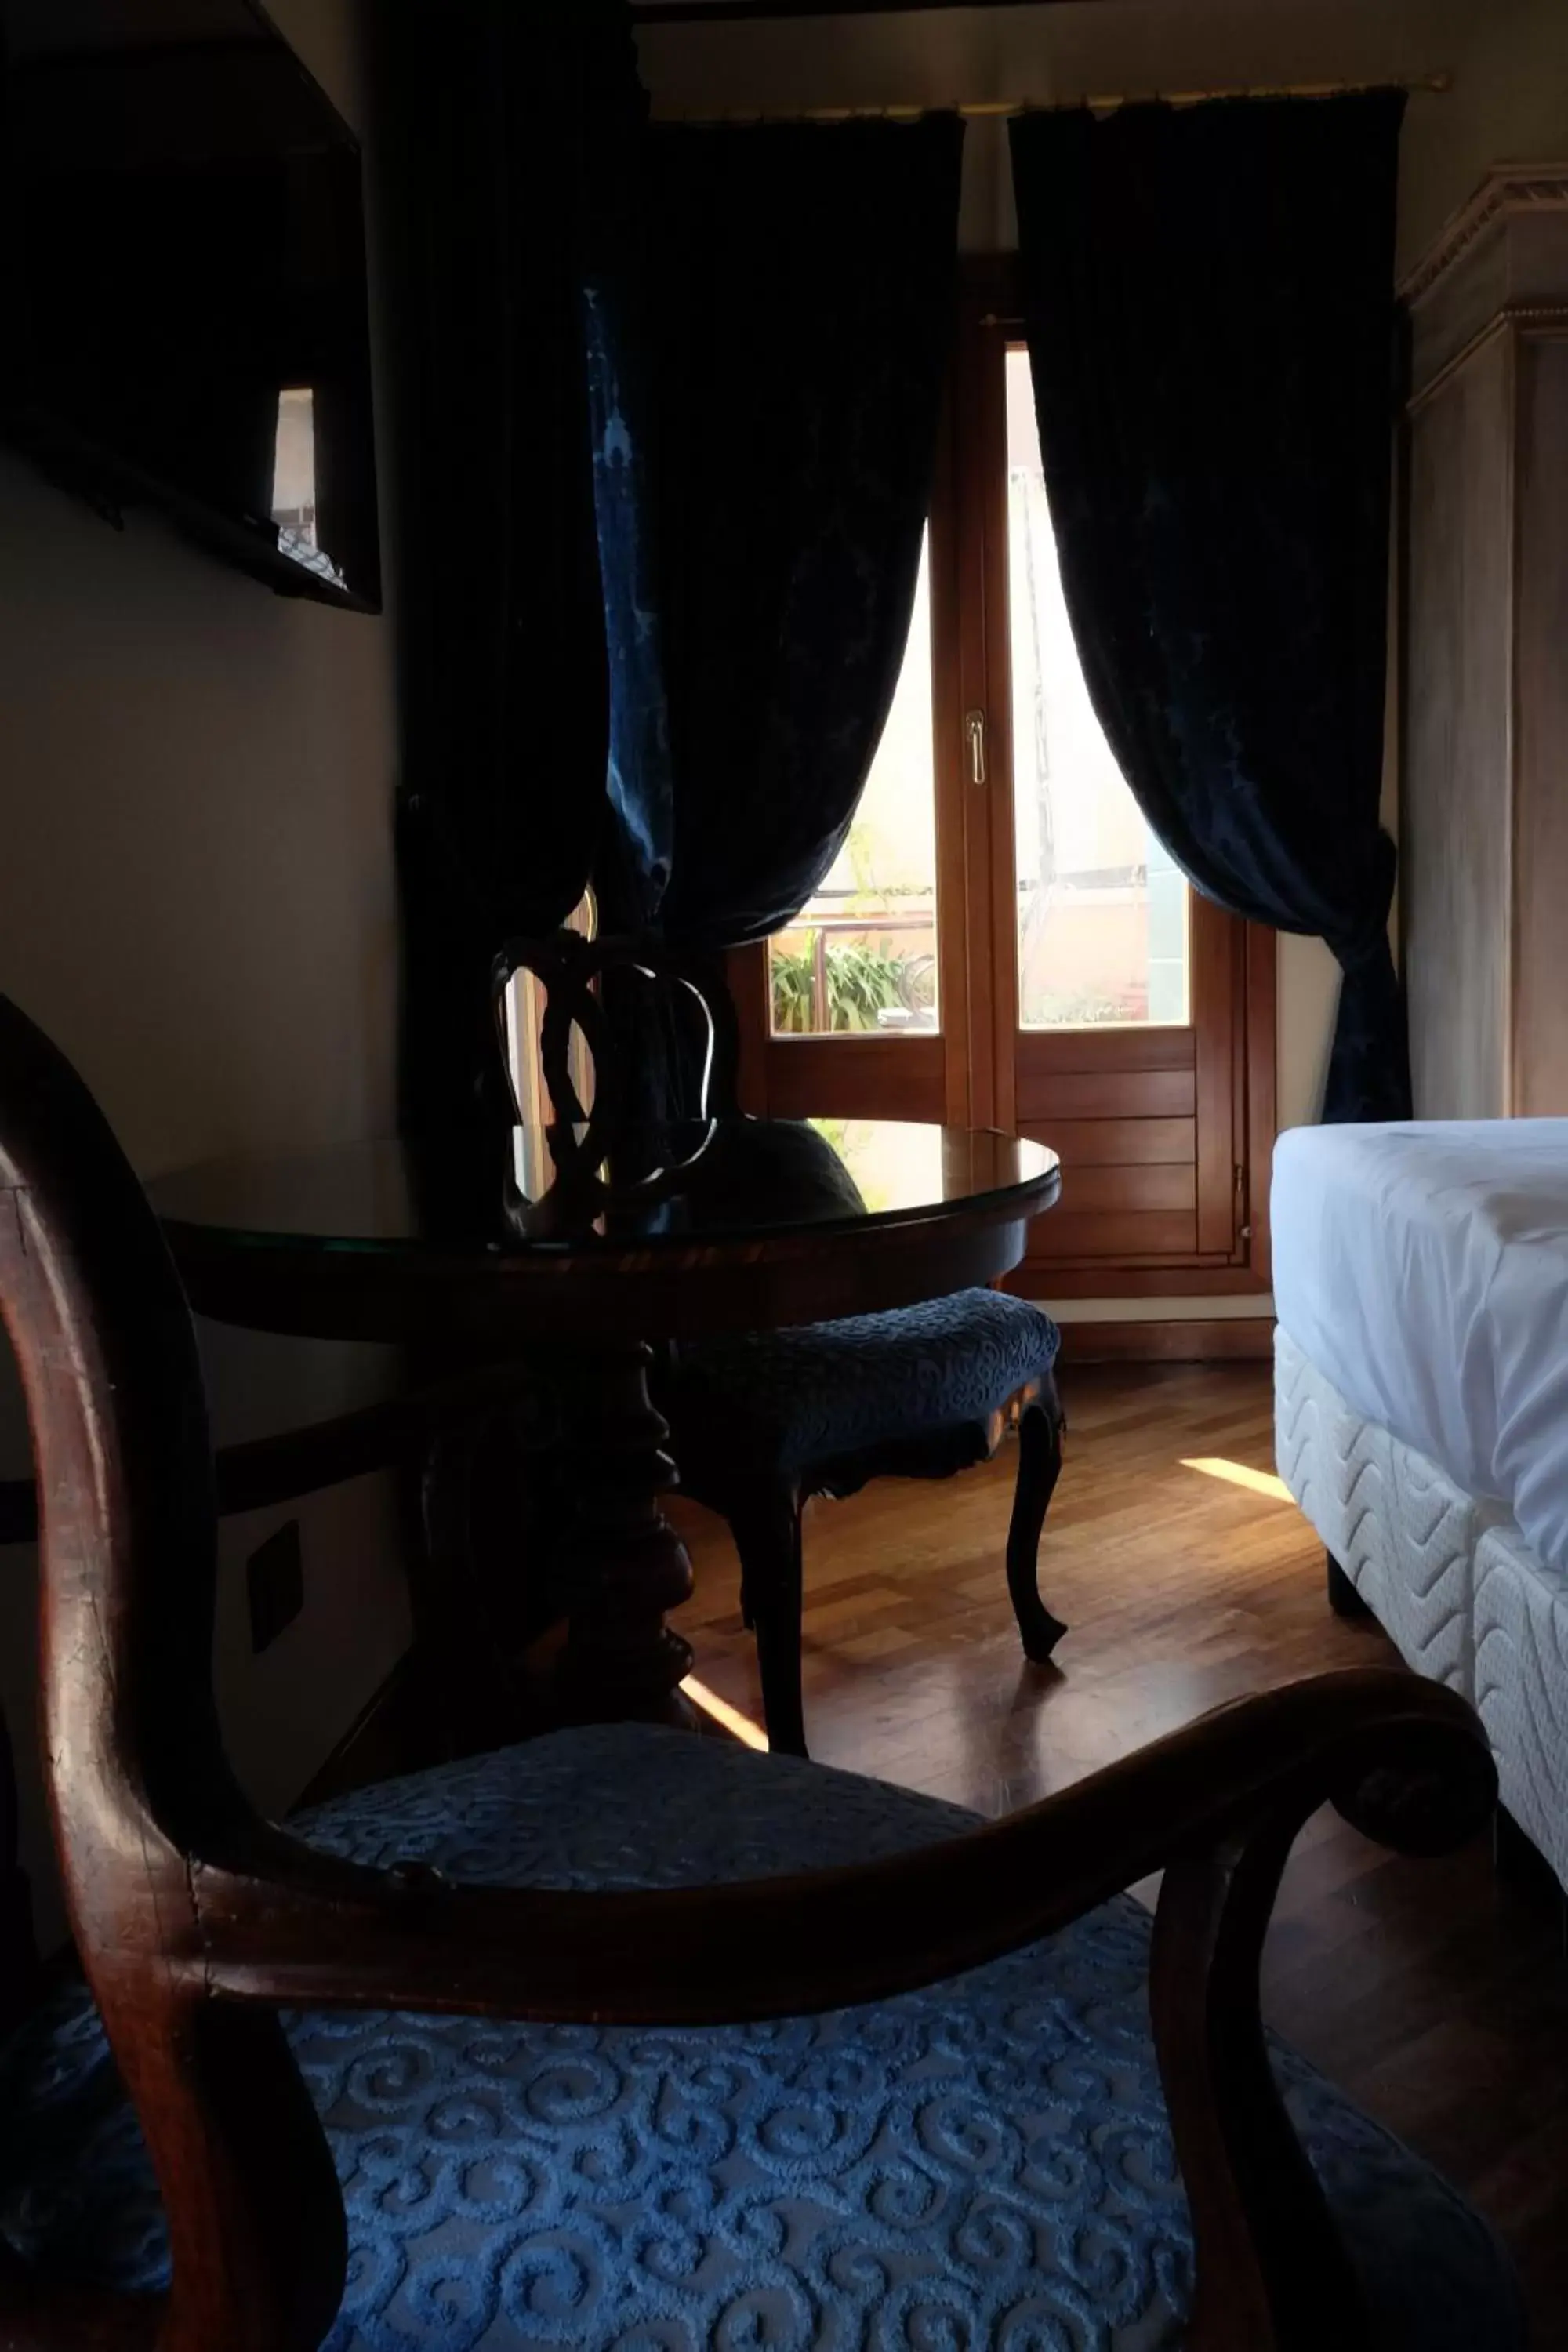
[492,924,741,1133]
[0,991,345,2350]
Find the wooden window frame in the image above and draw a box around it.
[731,257,1276,1301]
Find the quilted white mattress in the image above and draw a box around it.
[1274,1329,1488,1695]
[1277,1330,1568,1894]
[1475,1522,1568,1890]
[1272,1119,1568,1574]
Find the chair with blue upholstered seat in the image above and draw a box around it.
[0,1724,1527,2352]
[0,989,1525,2352]
[492,928,1069,1759]
[662,1288,1066,1755]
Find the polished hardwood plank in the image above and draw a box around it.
[670,1362,1568,2347]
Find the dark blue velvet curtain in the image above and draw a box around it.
[594,117,965,953]
[382,1,643,1142]
[1009,93,1410,1122]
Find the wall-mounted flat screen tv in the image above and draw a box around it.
[1,0,381,611]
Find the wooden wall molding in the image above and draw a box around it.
[1010,1265,1272,1301]
[1403,166,1568,394]
[1401,166,1568,310]
[1407,303,1568,420]
[1056,1317,1273,1364]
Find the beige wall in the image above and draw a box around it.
[637,0,1492,263]
[638,0,1568,273]
[1401,0,1568,268]
[0,0,406,1947]
[637,0,1567,1319]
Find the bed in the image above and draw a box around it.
[1272,1120,1568,1891]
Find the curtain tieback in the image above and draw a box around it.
[1332,928,1397,979]
[1329,829,1399,979]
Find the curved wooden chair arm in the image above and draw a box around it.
[198,1666,1487,2016]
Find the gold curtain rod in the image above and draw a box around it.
[659,71,1452,124]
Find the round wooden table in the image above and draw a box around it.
[152,1116,1060,1729]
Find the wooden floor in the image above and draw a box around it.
[669,1361,1568,2345]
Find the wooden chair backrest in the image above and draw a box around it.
[1,987,239,2049]
[0,993,339,2352]
[0,994,243,1910]
[492,925,742,1136]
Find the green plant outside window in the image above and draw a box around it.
[770,936,935,1034]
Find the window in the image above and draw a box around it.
[271,387,346,590]
[272,388,318,550]
[768,536,940,1039]
[731,263,1273,1299]
[1004,350,1191,1032]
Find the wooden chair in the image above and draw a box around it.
[664,1301,1065,1754]
[494,930,1067,1757]
[0,989,1525,2351]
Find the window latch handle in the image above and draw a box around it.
[965,709,988,788]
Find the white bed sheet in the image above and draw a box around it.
[1272,1120,1568,1573]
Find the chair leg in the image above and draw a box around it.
[728,1480,808,1759]
[1327,1552,1372,1621]
[1007,1384,1068,1664]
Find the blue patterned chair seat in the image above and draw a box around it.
[669,1289,1062,1475]
[0,1725,1521,2352]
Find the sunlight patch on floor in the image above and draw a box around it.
[682,1675,770,1750]
[1181,1457,1294,1504]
